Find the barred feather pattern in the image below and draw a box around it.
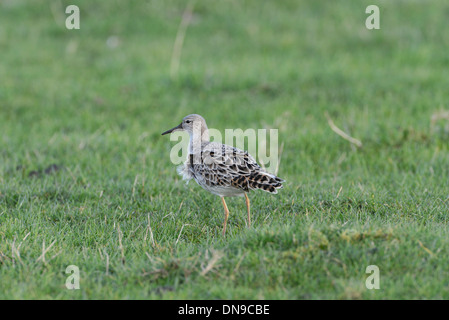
[178,142,284,197]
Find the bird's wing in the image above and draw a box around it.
[192,143,283,193]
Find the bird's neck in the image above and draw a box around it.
[188,125,209,154]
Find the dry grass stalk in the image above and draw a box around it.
[325,112,362,148]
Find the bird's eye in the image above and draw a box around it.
[185,120,191,124]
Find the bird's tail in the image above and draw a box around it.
[247,171,284,194]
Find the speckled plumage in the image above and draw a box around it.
[177,142,284,197]
[162,114,284,236]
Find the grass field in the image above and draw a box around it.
[1,0,449,299]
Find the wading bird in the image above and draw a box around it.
[162,114,284,236]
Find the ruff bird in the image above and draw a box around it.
[162,114,284,236]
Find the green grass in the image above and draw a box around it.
[1,0,449,299]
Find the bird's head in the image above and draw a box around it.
[161,114,208,138]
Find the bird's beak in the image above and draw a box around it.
[161,123,183,135]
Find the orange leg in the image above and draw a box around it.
[221,197,230,236]
[244,193,251,228]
